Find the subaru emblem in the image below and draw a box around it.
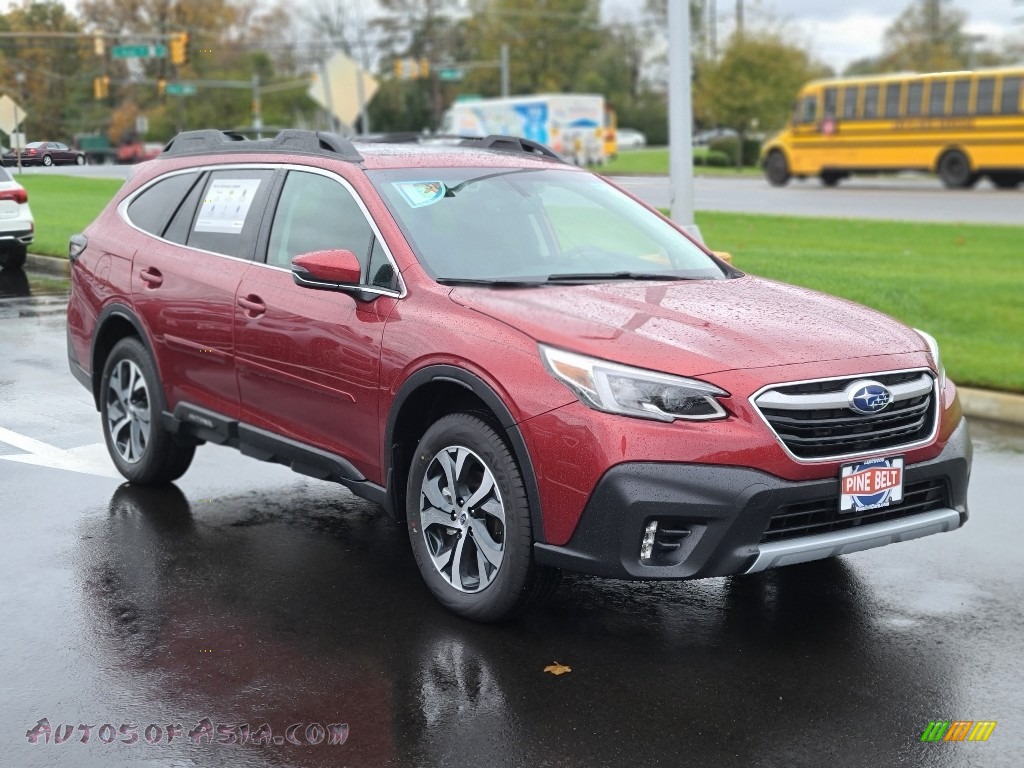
[847,381,893,415]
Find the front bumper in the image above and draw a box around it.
[533,417,971,579]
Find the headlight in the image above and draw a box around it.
[914,328,946,390]
[539,345,728,422]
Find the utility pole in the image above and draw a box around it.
[668,0,699,241]
[501,43,510,97]
[709,0,718,59]
[251,73,262,139]
[735,0,744,38]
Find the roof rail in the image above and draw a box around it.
[353,131,565,162]
[458,135,565,162]
[160,129,363,163]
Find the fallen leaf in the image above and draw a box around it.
[544,662,571,676]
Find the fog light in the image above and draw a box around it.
[640,521,658,561]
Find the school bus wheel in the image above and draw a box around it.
[764,150,790,187]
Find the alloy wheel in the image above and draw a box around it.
[105,358,151,464]
[419,445,506,593]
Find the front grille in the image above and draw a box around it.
[760,479,950,544]
[754,371,937,460]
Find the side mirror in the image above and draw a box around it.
[292,249,362,291]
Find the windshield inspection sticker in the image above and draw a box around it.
[194,178,262,234]
[393,180,446,208]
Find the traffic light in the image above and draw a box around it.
[393,58,403,79]
[157,78,167,97]
[419,58,429,78]
[93,34,105,57]
[93,75,110,100]
[169,32,190,66]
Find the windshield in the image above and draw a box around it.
[368,167,725,284]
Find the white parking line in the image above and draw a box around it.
[0,426,120,478]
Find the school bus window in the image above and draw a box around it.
[842,86,858,119]
[907,82,924,116]
[976,78,996,115]
[1001,77,1021,114]
[797,95,817,123]
[864,85,880,118]
[952,79,971,115]
[929,80,948,115]
[824,87,838,117]
[884,83,902,118]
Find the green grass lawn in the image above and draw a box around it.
[20,175,123,258]
[592,147,762,177]
[16,175,1022,392]
[697,211,1024,393]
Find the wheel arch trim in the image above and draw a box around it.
[89,303,160,409]
[386,365,547,544]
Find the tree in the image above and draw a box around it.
[880,0,971,71]
[0,2,87,143]
[697,31,820,165]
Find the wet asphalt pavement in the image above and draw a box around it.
[2,289,1022,768]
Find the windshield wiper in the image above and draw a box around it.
[545,272,688,282]
[435,277,544,287]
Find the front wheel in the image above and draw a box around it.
[75,154,85,166]
[764,150,790,187]
[42,154,53,167]
[407,413,559,622]
[100,337,195,484]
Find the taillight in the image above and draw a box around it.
[27,148,36,155]
[0,188,27,204]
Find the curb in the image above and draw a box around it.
[958,388,1024,428]
[17,252,1024,429]
[26,253,70,277]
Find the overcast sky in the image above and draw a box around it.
[606,0,1024,73]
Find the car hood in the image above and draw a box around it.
[449,276,926,377]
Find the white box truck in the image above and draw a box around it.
[442,94,607,165]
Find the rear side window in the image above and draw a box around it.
[907,82,924,116]
[186,169,273,259]
[863,85,879,118]
[126,172,201,236]
[952,79,971,115]
[929,80,948,115]
[976,78,996,115]
[1001,77,1021,114]
[842,86,858,119]
[884,83,902,117]
[266,171,374,270]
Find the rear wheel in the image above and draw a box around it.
[765,150,790,187]
[0,244,26,270]
[937,150,977,189]
[989,172,1022,190]
[100,337,195,484]
[407,413,559,622]
[820,171,844,188]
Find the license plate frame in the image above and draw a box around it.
[839,456,904,513]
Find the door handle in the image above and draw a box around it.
[237,295,266,316]
[139,267,163,287]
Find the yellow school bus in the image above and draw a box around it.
[760,67,1024,189]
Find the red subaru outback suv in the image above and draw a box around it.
[67,130,971,621]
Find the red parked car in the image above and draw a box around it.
[66,129,971,621]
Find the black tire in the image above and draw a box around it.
[820,171,843,188]
[75,154,85,166]
[937,150,976,189]
[42,154,53,167]
[406,413,559,622]
[989,172,1022,190]
[764,150,790,187]
[100,337,195,485]
[0,244,26,270]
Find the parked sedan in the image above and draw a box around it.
[3,141,86,167]
[615,128,647,150]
